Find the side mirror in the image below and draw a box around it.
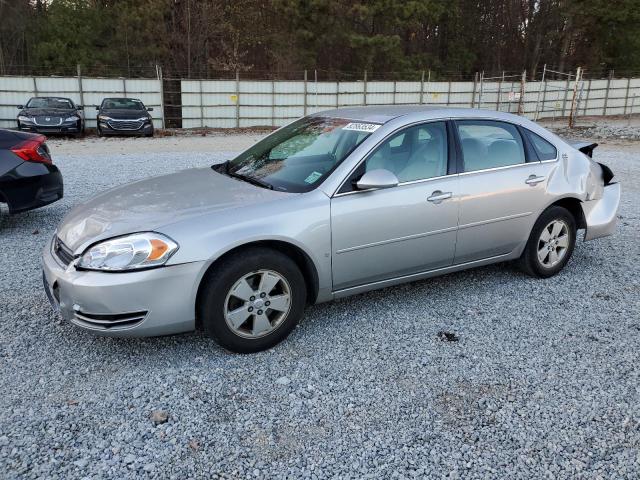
[17,105,23,109]
[356,169,399,190]
[95,106,100,110]
[147,107,154,112]
[77,105,84,110]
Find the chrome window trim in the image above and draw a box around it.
[333,173,457,198]
[331,118,453,197]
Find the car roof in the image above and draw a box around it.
[311,106,526,124]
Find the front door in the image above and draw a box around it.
[330,121,460,291]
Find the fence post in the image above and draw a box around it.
[447,79,451,106]
[603,70,613,116]
[314,70,318,110]
[583,78,592,116]
[363,70,368,106]
[271,75,275,127]
[392,79,397,105]
[76,64,85,108]
[32,76,38,97]
[336,78,339,109]
[517,70,526,115]
[623,77,631,115]
[419,70,425,104]
[568,67,582,128]
[199,79,204,128]
[235,70,240,128]
[156,64,165,129]
[497,71,504,110]
[478,71,484,108]
[534,64,546,120]
[303,70,308,115]
[471,72,478,107]
[122,78,127,96]
[426,70,431,104]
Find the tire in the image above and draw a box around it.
[97,127,103,137]
[198,247,307,353]
[145,128,154,138]
[518,206,576,278]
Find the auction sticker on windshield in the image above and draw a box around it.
[342,122,380,133]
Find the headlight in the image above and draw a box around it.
[98,115,112,122]
[18,115,33,122]
[78,232,178,271]
[136,117,150,122]
[64,116,79,122]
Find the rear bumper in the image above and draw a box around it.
[0,162,63,214]
[42,238,202,337]
[582,182,621,241]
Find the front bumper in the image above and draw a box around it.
[98,121,153,136]
[19,122,80,135]
[42,239,203,337]
[582,182,621,241]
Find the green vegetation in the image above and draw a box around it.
[1,0,639,78]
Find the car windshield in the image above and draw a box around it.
[102,98,145,110]
[226,117,378,192]
[26,97,73,109]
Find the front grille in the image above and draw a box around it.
[34,116,62,126]
[72,309,148,330]
[53,237,75,266]
[107,120,143,131]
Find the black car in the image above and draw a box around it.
[17,97,85,137]
[96,98,154,137]
[0,129,63,214]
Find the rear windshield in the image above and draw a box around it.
[101,98,145,110]
[26,97,73,109]
[227,117,378,193]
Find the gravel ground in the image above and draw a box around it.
[0,132,639,479]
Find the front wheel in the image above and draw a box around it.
[198,247,306,353]
[518,206,577,278]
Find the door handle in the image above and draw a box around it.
[525,175,546,186]
[427,190,452,204]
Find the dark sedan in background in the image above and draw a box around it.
[0,129,63,214]
[97,98,154,137]
[17,97,85,137]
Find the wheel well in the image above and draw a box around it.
[194,240,320,330]
[548,197,586,229]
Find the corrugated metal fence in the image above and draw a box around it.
[2,70,639,130]
[0,75,163,129]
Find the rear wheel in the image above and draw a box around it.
[518,206,576,278]
[198,247,306,353]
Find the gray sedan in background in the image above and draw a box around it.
[42,107,620,353]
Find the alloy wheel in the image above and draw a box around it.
[224,269,292,339]
[537,219,570,268]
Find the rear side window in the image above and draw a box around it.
[457,120,526,172]
[525,130,557,160]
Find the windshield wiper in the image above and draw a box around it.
[211,161,273,190]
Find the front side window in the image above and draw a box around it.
[365,122,448,183]
[525,130,557,160]
[226,117,376,192]
[457,120,526,172]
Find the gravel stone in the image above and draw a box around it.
[0,134,638,479]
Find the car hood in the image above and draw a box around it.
[21,108,75,117]
[100,109,150,119]
[57,167,289,253]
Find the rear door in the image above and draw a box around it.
[453,120,552,264]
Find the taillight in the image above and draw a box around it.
[11,135,52,164]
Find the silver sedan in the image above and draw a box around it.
[42,107,620,353]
